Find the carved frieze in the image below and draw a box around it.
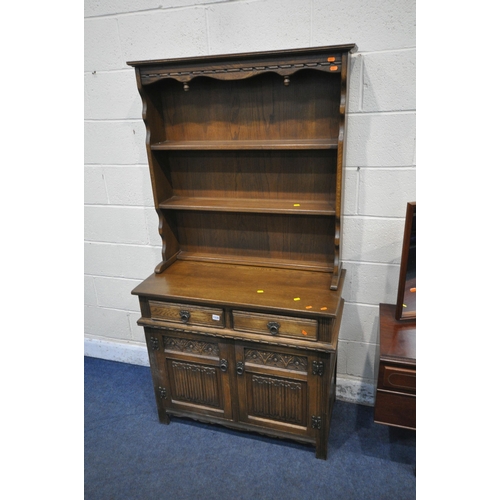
[244,349,307,372]
[163,335,219,357]
[141,60,341,85]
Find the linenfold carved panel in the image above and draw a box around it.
[171,361,220,408]
[249,375,305,425]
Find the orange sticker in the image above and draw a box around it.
[321,307,328,311]
[327,57,336,62]
[302,330,308,336]
[306,306,312,309]
[329,66,338,71]
[410,287,416,293]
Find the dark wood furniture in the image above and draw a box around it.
[128,44,357,459]
[374,304,416,430]
[395,202,416,320]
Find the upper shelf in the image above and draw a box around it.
[150,139,338,151]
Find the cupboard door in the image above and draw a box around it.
[147,328,232,420]
[234,342,320,437]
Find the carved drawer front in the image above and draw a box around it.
[379,365,416,394]
[149,300,224,328]
[232,310,318,341]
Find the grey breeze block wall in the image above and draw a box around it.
[84,0,416,405]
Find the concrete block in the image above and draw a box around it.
[93,276,142,311]
[118,9,208,62]
[84,304,132,340]
[312,0,415,52]
[144,208,162,246]
[206,0,310,55]
[347,53,363,113]
[84,206,151,244]
[362,50,416,112]
[85,0,230,17]
[84,166,108,204]
[84,242,161,279]
[339,302,379,344]
[338,339,377,380]
[342,168,358,216]
[341,261,400,305]
[85,0,162,18]
[85,18,124,71]
[342,216,405,263]
[84,276,98,306]
[84,120,147,165]
[358,168,416,217]
[346,112,416,167]
[129,311,146,343]
[103,166,154,206]
[84,70,142,120]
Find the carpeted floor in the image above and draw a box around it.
[84,356,416,500]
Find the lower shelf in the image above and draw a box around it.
[176,251,335,273]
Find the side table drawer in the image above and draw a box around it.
[374,390,416,430]
[379,365,416,394]
[232,310,317,341]
[149,300,225,328]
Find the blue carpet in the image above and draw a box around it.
[84,356,415,500]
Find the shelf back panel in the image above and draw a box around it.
[154,70,340,143]
[171,211,335,270]
[156,150,337,205]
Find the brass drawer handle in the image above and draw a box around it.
[267,321,280,335]
[179,310,191,323]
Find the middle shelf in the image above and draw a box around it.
[159,196,336,215]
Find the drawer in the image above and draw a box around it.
[378,364,416,394]
[374,390,416,429]
[232,310,317,341]
[149,301,225,328]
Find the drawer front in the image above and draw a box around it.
[232,310,318,341]
[149,301,225,328]
[374,390,416,430]
[379,364,416,394]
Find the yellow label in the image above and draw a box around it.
[257,290,264,293]
[294,297,300,301]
